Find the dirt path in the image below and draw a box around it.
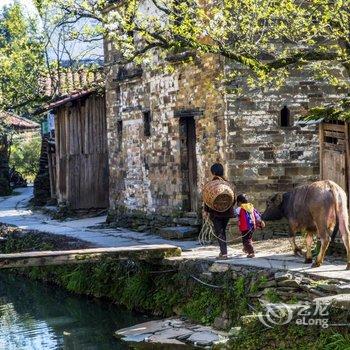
[1,188,350,282]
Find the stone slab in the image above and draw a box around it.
[336,284,350,294]
[116,320,172,337]
[313,294,350,309]
[115,318,228,348]
[173,217,201,226]
[159,226,198,240]
[187,331,220,346]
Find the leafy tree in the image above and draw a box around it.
[49,0,349,89]
[0,3,45,195]
[0,3,45,113]
[9,136,41,182]
[0,114,17,196]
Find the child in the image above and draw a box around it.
[235,194,265,258]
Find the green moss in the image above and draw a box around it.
[2,233,55,253]
[230,321,350,350]
[265,289,280,303]
[7,258,252,329]
[250,275,268,293]
[182,288,222,324]
[3,233,350,349]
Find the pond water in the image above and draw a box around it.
[0,272,148,350]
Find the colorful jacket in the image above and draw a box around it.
[235,203,262,232]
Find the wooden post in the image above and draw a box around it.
[319,123,324,180]
[47,141,56,199]
[345,122,350,209]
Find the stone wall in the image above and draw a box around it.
[225,65,349,208]
[106,46,226,219]
[105,35,349,224]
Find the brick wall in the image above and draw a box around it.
[105,45,226,217]
[105,40,349,222]
[224,65,349,208]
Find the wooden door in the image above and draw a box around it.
[323,149,346,191]
[179,117,198,212]
[321,122,347,192]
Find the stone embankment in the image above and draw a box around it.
[115,264,350,348]
[1,225,349,349]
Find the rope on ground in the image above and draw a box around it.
[149,269,178,274]
[198,217,253,245]
[189,274,224,289]
[198,218,214,245]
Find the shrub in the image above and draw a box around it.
[9,136,40,182]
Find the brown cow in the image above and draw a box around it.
[261,180,350,270]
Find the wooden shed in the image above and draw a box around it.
[44,89,109,210]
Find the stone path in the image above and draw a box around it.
[0,187,197,250]
[1,188,350,282]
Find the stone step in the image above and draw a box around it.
[159,226,198,240]
[173,217,201,226]
[183,212,198,218]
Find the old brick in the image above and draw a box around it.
[235,151,251,160]
[264,151,275,160]
[103,21,349,228]
[285,167,300,176]
[258,168,272,176]
[290,151,304,160]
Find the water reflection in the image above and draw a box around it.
[0,272,147,350]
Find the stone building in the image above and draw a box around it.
[104,13,349,233]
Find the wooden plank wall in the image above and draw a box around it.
[55,93,109,209]
[320,122,350,207]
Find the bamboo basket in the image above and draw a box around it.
[202,179,235,212]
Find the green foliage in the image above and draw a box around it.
[120,272,152,310]
[234,276,246,296]
[265,289,280,303]
[2,233,54,254]
[231,322,350,350]
[9,137,41,181]
[302,98,350,122]
[322,333,350,350]
[0,3,45,113]
[51,0,350,89]
[182,289,222,324]
[64,267,91,294]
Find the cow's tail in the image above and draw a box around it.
[328,180,350,269]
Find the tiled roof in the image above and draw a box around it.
[34,87,104,114]
[0,112,39,129]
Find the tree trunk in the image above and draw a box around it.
[0,134,11,196]
[33,137,52,205]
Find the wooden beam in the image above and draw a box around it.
[323,123,345,133]
[319,123,324,180]
[0,245,182,269]
[345,122,350,209]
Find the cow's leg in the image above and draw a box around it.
[312,227,330,268]
[338,220,350,270]
[305,232,313,264]
[289,227,302,256]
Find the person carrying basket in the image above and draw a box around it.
[203,163,235,259]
